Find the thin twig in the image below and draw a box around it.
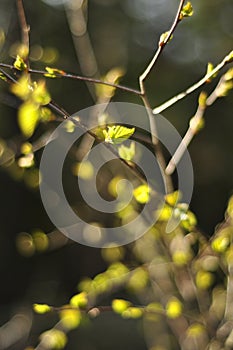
[139,0,185,95]
[153,50,233,114]
[138,0,186,193]
[165,73,228,176]
[16,0,30,68]
[0,63,142,96]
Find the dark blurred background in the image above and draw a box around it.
[0,0,232,349]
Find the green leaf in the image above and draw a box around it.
[133,184,151,204]
[122,307,143,319]
[11,74,31,100]
[166,297,183,319]
[70,292,88,308]
[18,102,39,138]
[59,308,81,330]
[0,72,7,81]
[44,67,65,78]
[159,32,173,46]
[13,55,27,71]
[32,80,51,105]
[33,303,51,314]
[103,125,135,144]
[118,141,135,161]
[180,2,193,19]
[112,299,131,314]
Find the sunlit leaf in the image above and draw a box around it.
[95,67,125,100]
[122,307,143,319]
[70,292,88,309]
[196,270,214,290]
[13,55,27,71]
[11,74,31,100]
[32,230,49,252]
[159,31,173,46]
[18,102,39,138]
[33,303,51,314]
[32,80,51,105]
[112,299,131,314]
[103,125,135,144]
[59,308,81,330]
[44,66,65,78]
[166,297,183,319]
[133,184,151,204]
[118,142,135,161]
[180,2,193,20]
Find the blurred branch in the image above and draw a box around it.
[16,0,30,68]
[138,0,186,193]
[166,69,233,175]
[153,50,233,114]
[65,0,99,100]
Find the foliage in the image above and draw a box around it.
[0,1,233,350]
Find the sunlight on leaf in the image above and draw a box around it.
[103,125,135,144]
[118,142,135,161]
[133,184,151,204]
[33,303,51,314]
[18,102,39,138]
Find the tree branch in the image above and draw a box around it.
[153,50,233,114]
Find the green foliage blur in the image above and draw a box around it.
[0,1,232,349]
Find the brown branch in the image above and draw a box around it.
[139,0,185,95]
[16,0,30,67]
[138,0,186,193]
[0,63,142,96]
[166,71,231,176]
[153,50,233,114]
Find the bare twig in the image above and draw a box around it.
[0,63,142,96]
[139,0,185,95]
[166,70,231,175]
[16,0,30,68]
[153,50,233,114]
[138,0,186,193]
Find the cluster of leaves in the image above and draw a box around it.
[0,1,233,350]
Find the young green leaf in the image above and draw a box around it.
[33,303,51,314]
[179,2,193,20]
[13,55,27,71]
[118,142,135,161]
[18,102,39,138]
[103,125,135,144]
[44,67,65,78]
[133,184,151,204]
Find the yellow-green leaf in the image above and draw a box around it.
[11,74,31,100]
[122,307,143,319]
[159,32,173,46]
[59,308,81,330]
[70,292,88,308]
[133,184,151,204]
[32,80,51,105]
[18,102,39,138]
[44,67,65,78]
[118,141,135,161]
[33,303,51,314]
[13,55,27,71]
[166,298,183,319]
[180,2,193,20]
[103,125,135,144]
[196,270,214,290]
[112,299,131,314]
